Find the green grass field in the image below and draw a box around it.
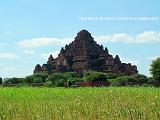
[0,87,160,120]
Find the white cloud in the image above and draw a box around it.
[19,37,72,48]
[0,53,20,59]
[120,56,139,65]
[3,67,17,71]
[95,31,160,44]
[41,51,59,60]
[110,53,139,65]
[148,56,160,61]
[24,50,36,55]
[18,31,160,49]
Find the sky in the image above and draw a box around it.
[0,0,160,78]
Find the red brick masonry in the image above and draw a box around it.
[73,81,110,87]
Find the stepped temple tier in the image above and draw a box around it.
[34,30,138,75]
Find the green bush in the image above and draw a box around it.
[111,76,138,86]
[55,79,65,87]
[105,73,118,79]
[3,77,24,84]
[147,77,160,87]
[46,73,64,86]
[67,78,84,87]
[25,75,34,83]
[0,77,2,84]
[150,57,160,81]
[62,72,79,78]
[25,73,48,84]
[110,74,149,86]
[44,81,53,87]
[131,74,149,85]
[33,73,48,82]
[83,72,108,82]
[33,77,43,83]
[46,72,79,87]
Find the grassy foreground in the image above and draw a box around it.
[0,87,160,120]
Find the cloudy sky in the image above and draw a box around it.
[0,0,160,78]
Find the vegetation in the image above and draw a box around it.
[0,77,2,84]
[110,74,149,86]
[83,71,108,82]
[0,60,160,119]
[3,77,24,84]
[46,72,79,87]
[1,57,160,87]
[0,87,160,120]
[150,57,160,81]
[1,71,160,87]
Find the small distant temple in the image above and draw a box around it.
[34,30,138,75]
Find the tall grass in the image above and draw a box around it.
[0,87,160,120]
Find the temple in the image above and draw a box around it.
[34,30,138,75]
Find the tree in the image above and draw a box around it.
[33,77,43,83]
[131,74,148,85]
[83,71,108,82]
[150,57,160,81]
[110,76,135,86]
[3,77,24,84]
[0,77,2,84]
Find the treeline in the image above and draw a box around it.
[0,72,159,87]
[1,57,160,87]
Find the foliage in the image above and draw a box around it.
[147,77,160,87]
[150,57,160,81]
[105,73,118,79]
[110,76,132,86]
[33,77,43,83]
[3,77,24,84]
[44,81,53,87]
[62,72,79,78]
[25,75,34,83]
[46,72,79,87]
[67,78,84,87]
[131,74,149,85]
[0,77,2,84]
[33,73,48,82]
[110,74,149,86]
[83,71,108,82]
[55,79,65,87]
[25,73,48,83]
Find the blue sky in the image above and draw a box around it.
[0,0,160,78]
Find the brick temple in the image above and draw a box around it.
[34,30,138,75]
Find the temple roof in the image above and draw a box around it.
[77,29,91,36]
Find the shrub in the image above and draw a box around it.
[105,73,118,79]
[33,77,43,83]
[3,77,24,84]
[46,73,65,86]
[62,72,79,78]
[110,74,149,86]
[83,72,108,82]
[67,78,84,87]
[46,72,79,87]
[111,76,136,86]
[150,57,160,81]
[25,73,48,84]
[55,79,65,87]
[0,77,2,84]
[131,74,149,85]
[33,73,48,82]
[44,81,53,87]
[147,77,160,87]
[25,75,34,83]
